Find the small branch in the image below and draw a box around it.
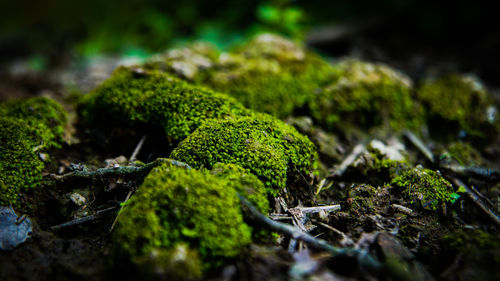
[446,176,500,227]
[298,205,341,215]
[330,143,365,178]
[129,136,147,164]
[238,193,383,274]
[51,158,191,183]
[404,130,435,163]
[50,206,119,231]
[441,164,500,182]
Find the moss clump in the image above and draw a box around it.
[446,141,483,166]
[210,163,270,214]
[417,74,498,139]
[170,113,318,195]
[391,167,454,210]
[0,97,67,149]
[309,59,421,131]
[0,118,46,206]
[196,33,337,118]
[0,97,67,206]
[78,66,249,141]
[113,162,252,273]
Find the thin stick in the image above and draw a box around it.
[330,143,365,178]
[441,164,500,182]
[404,130,434,163]
[298,205,341,214]
[50,206,118,231]
[129,136,147,163]
[238,193,383,273]
[51,158,191,183]
[446,176,500,227]
[109,189,134,232]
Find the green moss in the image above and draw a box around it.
[347,184,377,212]
[417,74,498,139]
[446,141,482,166]
[309,59,421,131]
[443,229,500,252]
[210,163,270,214]
[0,97,67,149]
[113,162,252,272]
[78,66,249,141]
[170,113,318,195]
[196,34,338,118]
[0,118,45,206]
[391,167,454,210]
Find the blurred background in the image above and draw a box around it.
[1,0,498,99]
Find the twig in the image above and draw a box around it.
[404,130,435,163]
[330,143,365,178]
[298,205,341,214]
[51,158,191,183]
[238,193,383,274]
[391,204,415,216]
[50,206,119,231]
[311,219,355,247]
[129,136,147,163]
[109,189,134,232]
[441,164,500,182]
[446,176,500,227]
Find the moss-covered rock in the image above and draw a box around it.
[196,33,337,118]
[309,59,420,131]
[0,97,67,206]
[391,167,454,210]
[78,66,249,141]
[113,162,252,275]
[417,74,498,139]
[0,118,46,206]
[170,113,318,195]
[0,97,67,149]
[210,163,269,214]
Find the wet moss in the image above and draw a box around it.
[391,167,454,210]
[78,66,249,142]
[113,162,252,274]
[309,59,421,131]
[170,113,318,196]
[210,163,270,214]
[417,74,498,139]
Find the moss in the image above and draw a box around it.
[347,184,377,212]
[113,162,252,273]
[0,97,67,149]
[417,74,498,139]
[196,33,338,118]
[309,59,421,131]
[443,229,500,252]
[78,66,249,141]
[210,163,270,214]
[170,113,318,195]
[0,118,45,206]
[391,167,454,210]
[446,141,482,166]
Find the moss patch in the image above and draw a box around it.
[196,34,337,118]
[78,66,249,142]
[0,97,67,149]
[417,74,498,139]
[0,97,67,206]
[170,113,318,195]
[113,162,252,273]
[391,167,454,210]
[309,59,420,131]
[210,163,270,214]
